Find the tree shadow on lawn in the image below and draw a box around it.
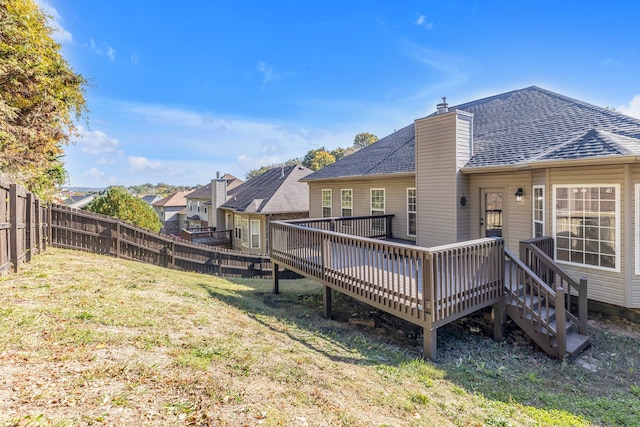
[197,277,640,426]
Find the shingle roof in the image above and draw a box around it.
[303,86,640,181]
[186,183,211,199]
[302,123,415,181]
[186,174,244,200]
[221,165,312,214]
[151,190,190,207]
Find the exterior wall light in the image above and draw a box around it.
[515,187,524,202]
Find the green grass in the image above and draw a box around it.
[0,247,638,426]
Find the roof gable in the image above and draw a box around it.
[152,190,190,207]
[222,165,312,213]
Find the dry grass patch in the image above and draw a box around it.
[0,248,637,426]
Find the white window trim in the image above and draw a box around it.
[532,185,545,238]
[407,187,417,237]
[341,189,353,217]
[322,189,332,217]
[370,188,385,215]
[552,184,620,273]
[250,219,260,249]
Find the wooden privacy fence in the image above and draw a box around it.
[50,204,293,279]
[0,175,49,274]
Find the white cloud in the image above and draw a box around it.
[415,14,434,30]
[128,157,184,176]
[75,126,121,155]
[83,167,104,178]
[85,38,116,61]
[36,1,73,44]
[258,61,280,85]
[619,94,640,119]
[131,51,139,65]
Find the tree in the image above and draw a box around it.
[85,186,162,232]
[302,147,335,171]
[0,0,88,199]
[353,132,378,149]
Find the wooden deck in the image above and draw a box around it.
[270,217,504,361]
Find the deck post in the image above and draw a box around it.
[492,298,507,341]
[423,326,437,362]
[272,262,280,294]
[578,277,588,334]
[322,285,332,319]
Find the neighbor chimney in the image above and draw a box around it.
[436,96,448,114]
[216,171,221,179]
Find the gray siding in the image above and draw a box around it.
[308,175,416,242]
[415,113,456,246]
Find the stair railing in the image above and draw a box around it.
[519,238,588,335]
[505,248,564,352]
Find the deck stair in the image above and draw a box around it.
[503,238,590,359]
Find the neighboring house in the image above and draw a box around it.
[139,194,163,205]
[151,190,190,235]
[186,173,243,230]
[64,194,95,209]
[185,185,210,229]
[302,86,640,310]
[220,165,312,254]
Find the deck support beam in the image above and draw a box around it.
[322,285,332,319]
[423,327,437,362]
[272,262,280,294]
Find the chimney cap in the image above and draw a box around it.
[436,96,448,114]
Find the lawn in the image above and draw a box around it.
[0,248,638,426]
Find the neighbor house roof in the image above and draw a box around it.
[221,165,312,214]
[186,174,244,200]
[151,190,190,207]
[303,86,640,181]
[140,195,162,205]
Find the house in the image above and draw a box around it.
[151,190,190,235]
[301,86,640,312]
[184,173,243,230]
[139,194,163,206]
[219,164,312,254]
[64,194,95,209]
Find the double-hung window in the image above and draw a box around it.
[322,189,332,217]
[341,189,353,217]
[533,185,545,237]
[407,188,417,237]
[234,215,242,240]
[250,220,260,249]
[241,218,249,248]
[553,185,619,271]
[371,188,385,233]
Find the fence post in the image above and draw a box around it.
[9,184,18,273]
[115,222,121,257]
[35,199,41,253]
[25,192,33,262]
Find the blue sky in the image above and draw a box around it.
[40,1,640,188]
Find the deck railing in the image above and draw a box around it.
[180,227,232,246]
[285,215,394,239]
[505,248,566,355]
[519,237,588,334]
[271,218,504,330]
